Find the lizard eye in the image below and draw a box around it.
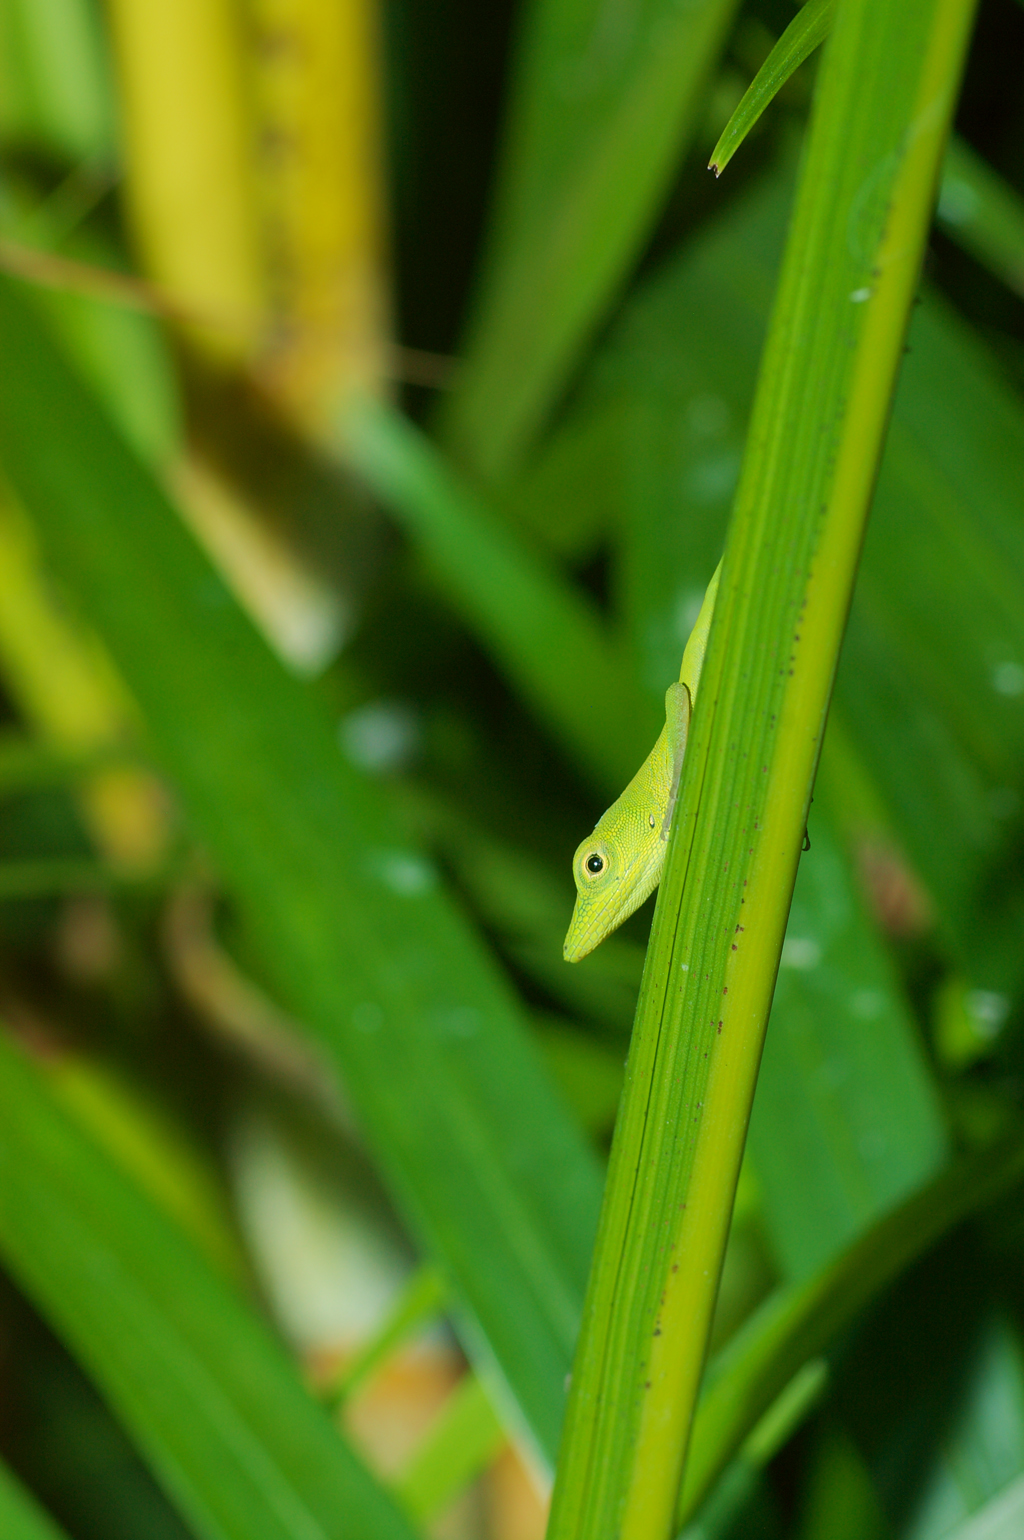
[585,853,604,875]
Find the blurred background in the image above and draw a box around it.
[0,1,1023,1538]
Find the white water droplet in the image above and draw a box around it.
[340,701,420,772]
[965,990,1010,1038]
[367,850,437,896]
[781,936,821,970]
[992,661,1024,697]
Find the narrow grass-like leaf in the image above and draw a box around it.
[748,813,947,1280]
[0,1029,417,1540]
[902,1318,1024,1539]
[709,0,835,175]
[396,1376,504,1523]
[441,0,740,480]
[597,221,954,1273]
[342,393,653,793]
[681,1135,1024,1524]
[330,1265,447,1407]
[938,134,1024,298]
[0,1462,68,1540]
[548,2,978,1536]
[679,1361,828,1539]
[50,1053,246,1282]
[508,401,622,561]
[0,275,601,1465]
[844,293,1024,980]
[860,298,1024,780]
[798,1425,890,1539]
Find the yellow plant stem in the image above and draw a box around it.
[248,0,391,433]
[109,0,390,418]
[106,0,264,360]
[546,1,979,1538]
[107,0,390,671]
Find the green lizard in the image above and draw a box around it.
[564,561,721,962]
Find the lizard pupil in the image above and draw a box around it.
[586,854,604,874]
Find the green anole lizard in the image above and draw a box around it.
[564,561,721,962]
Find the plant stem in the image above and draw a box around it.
[546,0,979,1536]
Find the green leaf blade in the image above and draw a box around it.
[709,0,836,176]
[0,275,601,1465]
[0,1031,417,1540]
[938,134,1024,299]
[342,395,653,794]
[547,0,980,1534]
[683,1136,1024,1522]
[442,0,741,480]
[748,810,948,1281]
[0,1462,69,1540]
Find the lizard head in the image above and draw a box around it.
[563,804,666,962]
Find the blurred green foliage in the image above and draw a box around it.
[0,0,1022,1538]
